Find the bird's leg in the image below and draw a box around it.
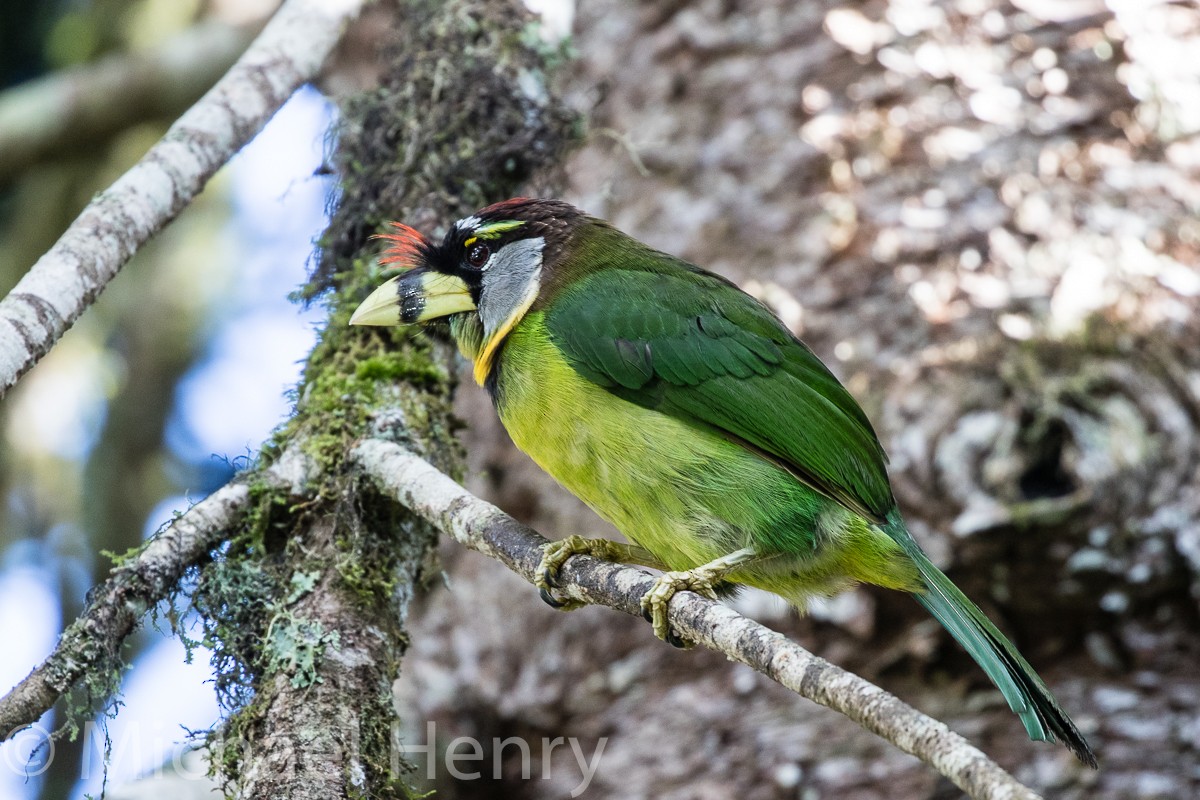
[641,547,760,648]
[536,534,667,611]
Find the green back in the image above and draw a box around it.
[541,225,895,523]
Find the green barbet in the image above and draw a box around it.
[350,198,1095,766]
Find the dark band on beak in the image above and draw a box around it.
[399,282,425,323]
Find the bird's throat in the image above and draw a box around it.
[472,292,538,386]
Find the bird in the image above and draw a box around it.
[350,197,1095,766]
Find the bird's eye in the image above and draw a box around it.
[466,242,491,269]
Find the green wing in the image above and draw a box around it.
[543,263,895,522]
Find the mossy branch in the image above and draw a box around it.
[0,481,250,737]
[200,1,580,794]
[353,437,1044,800]
[0,445,316,738]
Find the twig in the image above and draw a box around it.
[0,20,260,183]
[0,442,316,735]
[0,482,249,736]
[353,437,1043,800]
[0,0,366,397]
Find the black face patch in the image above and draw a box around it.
[425,229,485,304]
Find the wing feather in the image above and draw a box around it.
[544,267,894,522]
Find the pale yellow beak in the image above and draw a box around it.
[349,271,476,326]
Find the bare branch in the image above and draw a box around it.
[353,438,1043,800]
[0,0,366,397]
[0,481,249,736]
[0,20,260,183]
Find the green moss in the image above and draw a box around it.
[356,352,447,385]
[192,553,281,710]
[518,20,576,73]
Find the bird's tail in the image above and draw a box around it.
[884,516,1097,767]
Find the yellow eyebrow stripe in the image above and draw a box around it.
[463,219,525,253]
[471,219,525,241]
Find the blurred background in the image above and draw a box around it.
[3,0,1200,798]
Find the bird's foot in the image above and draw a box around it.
[536,536,668,610]
[535,535,620,611]
[639,568,721,649]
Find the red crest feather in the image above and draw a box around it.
[372,222,429,270]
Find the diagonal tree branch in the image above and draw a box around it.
[0,0,366,397]
[0,445,316,737]
[0,482,248,736]
[353,437,1043,800]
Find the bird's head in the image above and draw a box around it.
[350,198,582,384]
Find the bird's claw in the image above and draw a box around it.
[665,627,690,649]
[535,536,592,612]
[537,584,584,611]
[538,564,560,590]
[639,569,720,649]
[641,602,687,646]
[539,586,569,609]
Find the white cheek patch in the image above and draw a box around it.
[479,237,545,336]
